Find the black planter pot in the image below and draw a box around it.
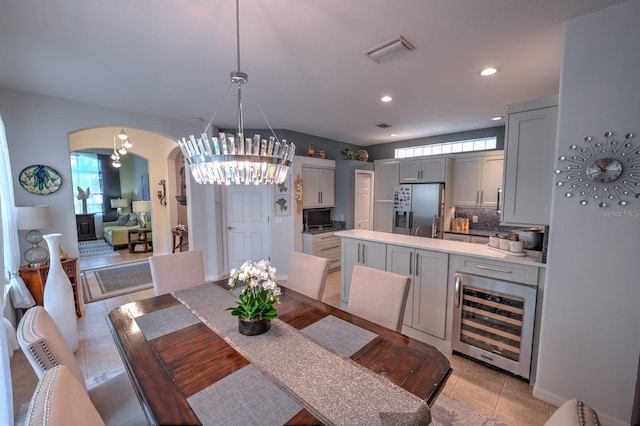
[238,317,271,336]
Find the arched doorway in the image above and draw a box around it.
[69,126,180,255]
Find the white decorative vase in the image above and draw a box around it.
[43,233,79,352]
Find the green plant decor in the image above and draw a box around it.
[340,148,357,160]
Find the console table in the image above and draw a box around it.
[172,228,188,252]
[20,258,81,317]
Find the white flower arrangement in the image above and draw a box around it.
[227,260,281,320]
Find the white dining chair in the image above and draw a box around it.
[149,249,205,296]
[347,265,411,332]
[17,306,146,426]
[25,364,105,426]
[283,252,330,300]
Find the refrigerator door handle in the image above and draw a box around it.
[408,211,413,230]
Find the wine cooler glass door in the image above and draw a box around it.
[452,272,537,379]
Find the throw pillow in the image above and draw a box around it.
[103,211,118,222]
[125,213,139,227]
[116,214,129,226]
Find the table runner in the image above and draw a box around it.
[173,283,431,425]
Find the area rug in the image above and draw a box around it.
[78,239,120,260]
[81,261,152,303]
[431,393,506,426]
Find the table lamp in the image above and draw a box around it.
[17,205,54,267]
[110,198,128,215]
[132,201,151,229]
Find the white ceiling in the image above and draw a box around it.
[0,0,626,146]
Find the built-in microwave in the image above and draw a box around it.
[304,208,332,229]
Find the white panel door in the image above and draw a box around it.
[354,170,373,230]
[225,185,269,270]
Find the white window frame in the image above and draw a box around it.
[394,137,497,159]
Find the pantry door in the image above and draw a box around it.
[224,185,270,270]
[354,170,374,230]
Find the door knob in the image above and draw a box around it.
[227,226,235,230]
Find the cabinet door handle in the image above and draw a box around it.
[415,252,420,276]
[476,264,513,274]
[454,274,461,309]
[409,252,412,275]
[475,190,480,206]
[496,188,502,214]
[357,243,361,263]
[362,244,366,264]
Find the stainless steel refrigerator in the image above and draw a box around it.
[392,183,445,238]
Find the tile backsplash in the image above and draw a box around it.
[452,207,520,234]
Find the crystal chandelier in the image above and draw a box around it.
[177,0,295,185]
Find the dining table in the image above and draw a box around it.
[106,279,452,425]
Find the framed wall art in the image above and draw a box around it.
[274,174,290,215]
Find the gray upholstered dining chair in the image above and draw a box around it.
[283,251,330,300]
[25,364,105,426]
[17,306,145,426]
[149,249,205,296]
[347,264,411,332]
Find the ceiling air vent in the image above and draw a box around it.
[376,123,392,129]
[366,36,415,64]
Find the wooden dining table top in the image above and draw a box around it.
[106,280,452,425]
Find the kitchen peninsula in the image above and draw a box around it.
[336,229,546,382]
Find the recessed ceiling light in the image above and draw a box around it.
[380,95,392,103]
[479,67,499,77]
[389,133,398,137]
[491,116,504,121]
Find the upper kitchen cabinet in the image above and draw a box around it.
[399,156,451,183]
[502,97,558,226]
[302,167,335,209]
[302,166,335,208]
[373,159,399,232]
[452,151,504,208]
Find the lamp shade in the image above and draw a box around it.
[132,201,151,213]
[16,206,53,230]
[110,198,128,209]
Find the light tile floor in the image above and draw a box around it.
[12,264,557,425]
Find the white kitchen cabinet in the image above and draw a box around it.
[452,151,503,208]
[502,97,558,226]
[386,245,448,339]
[302,232,341,272]
[340,238,386,305]
[302,167,335,208]
[373,159,399,232]
[399,156,450,183]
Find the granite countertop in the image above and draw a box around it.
[445,229,506,238]
[302,227,344,235]
[335,229,545,266]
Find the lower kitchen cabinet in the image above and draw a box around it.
[302,232,341,271]
[340,238,386,305]
[386,245,448,339]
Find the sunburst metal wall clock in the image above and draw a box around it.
[554,131,640,207]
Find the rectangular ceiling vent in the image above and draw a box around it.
[366,36,415,64]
